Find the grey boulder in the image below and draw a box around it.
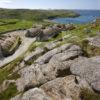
[70,56,100,93]
[11,88,51,100]
[25,28,43,37]
[35,43,72,64]
[12,75,89,100]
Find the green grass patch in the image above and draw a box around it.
[80,88,100,100]
[7,72,20,80]
[0,83,18,100]
[0,19,53,35]
[0,19,19,26]
[0,56,23,85]
[0,19,33,34]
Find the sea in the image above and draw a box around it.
[51,10,100,24]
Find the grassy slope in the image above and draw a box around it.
[0,9,79,34]
[0,9,79,20]
[0,19,33,34]
[0,83,18,100]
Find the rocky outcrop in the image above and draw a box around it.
[25,24,75,41]
[0,24,100,100]
[24,47,45,64]
[16,43,83,92]
[24,41,61,64]
[35,43,72,64]
[12,89,50,100]
[88,36,100,47]
[53,24,76,31]
[38,26,61,41]
[40,75,81,100]
[70,56,100,93]
[16,64,46,92]
[32,24,45,29]
[83,36,100,56]
[12,75,91,100]
[11,88,52,100]
[25,26,61,41]
[44,41,61,50]
[0,35,21,57]
[65,24,76,30]
[49,45,82,62]
[35,44,83,65]
[25,28,43,37]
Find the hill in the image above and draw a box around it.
[0,8,79,34]
[0,8,79,21]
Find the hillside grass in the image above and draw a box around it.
[0,9,80,34]
[0,18,54,35]
[0,9,79,20]
[80,88,100,100]
[0,19,33,34]
[0,83,18,100]
[0,56,23,85]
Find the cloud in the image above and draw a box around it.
[0,0,14,4]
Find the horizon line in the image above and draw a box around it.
[0,7,100,10]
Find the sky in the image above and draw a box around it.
[0,0,100,10]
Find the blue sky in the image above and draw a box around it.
[0,0,100,10]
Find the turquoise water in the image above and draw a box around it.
[52,10,100,24]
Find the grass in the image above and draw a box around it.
[0,19,19,26]
[28,41,47,52]
[28,42,38,52]
[7,72,20,80]
[0,56,23,85]
[53,23,100,57]
[0,83,18,100]
[0,9,80,34]
[0,9,79,21]
[0,19,33,34]
[82,43,100,57]
[80,88,100,100]
[0,18,53,35]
